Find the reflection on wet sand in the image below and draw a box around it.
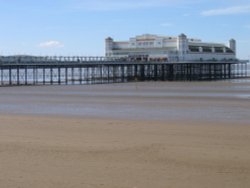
[0,80,250,123]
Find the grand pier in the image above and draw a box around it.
[0,56,248,86]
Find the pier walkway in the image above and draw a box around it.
[0,56,248,86]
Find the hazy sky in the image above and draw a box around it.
[0,0,249,59]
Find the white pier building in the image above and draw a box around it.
[105,34,236,62]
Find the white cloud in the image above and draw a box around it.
[201,5,250,16]
[39,41,64,48]
[72,0,200,11]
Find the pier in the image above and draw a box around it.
[0,56,248,86]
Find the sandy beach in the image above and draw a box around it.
[0,80,250,188]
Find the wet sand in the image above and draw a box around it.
[0,81,250,188]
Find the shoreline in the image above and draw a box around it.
[0,81,250,124]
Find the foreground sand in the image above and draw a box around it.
[0,115,250,188]
[0,81,250,187]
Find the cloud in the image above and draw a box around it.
[39,41,64,48]
[72,0,200,11]
[201,5,250,16]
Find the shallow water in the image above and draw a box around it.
[0,80,250,124]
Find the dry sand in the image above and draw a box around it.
[0,81,250,188]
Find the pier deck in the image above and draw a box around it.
[0,56,248,86]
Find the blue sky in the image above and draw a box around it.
[0,0,249,59]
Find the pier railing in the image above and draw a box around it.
[0,56,248,86]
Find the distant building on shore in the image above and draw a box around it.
[105,34,236,62]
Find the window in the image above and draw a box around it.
[214,47,223,53]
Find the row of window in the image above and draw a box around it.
[189,46,234,53]
[131,41,176,46]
